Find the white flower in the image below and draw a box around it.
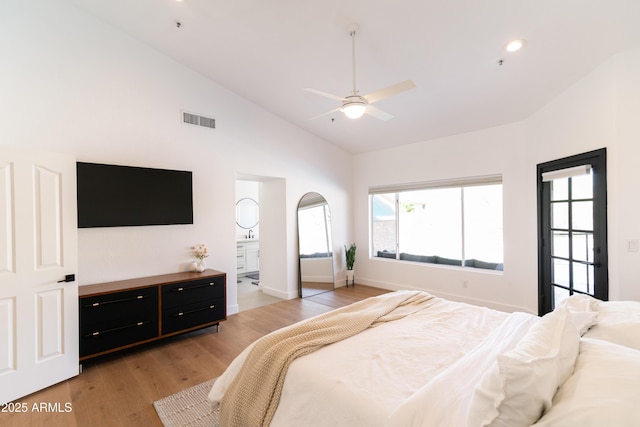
[193,243,209,260]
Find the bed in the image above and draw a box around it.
[208,290,640,426]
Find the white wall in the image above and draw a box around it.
[0,0,352,314]
[354,48,640,313]
[610,49,640,302]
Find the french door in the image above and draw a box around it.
[537,148,608,315]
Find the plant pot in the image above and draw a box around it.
[346,269,355,287]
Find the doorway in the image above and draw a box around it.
[537,148,608,315]
[235,176,284,311]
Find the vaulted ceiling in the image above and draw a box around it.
[70,0,640,153]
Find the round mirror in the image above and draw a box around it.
[297,192,334,298]
[236,198,259,229]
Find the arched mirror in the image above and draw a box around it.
[297,192,334,297]
[236,198,259,229]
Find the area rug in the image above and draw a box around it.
[153,378,219,427]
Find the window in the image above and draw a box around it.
[370,176,503,271]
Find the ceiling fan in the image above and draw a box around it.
[305,24,416,121]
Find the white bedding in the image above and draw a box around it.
[209,292,640,426]
[385,311,536,426]
[209,295,519,426]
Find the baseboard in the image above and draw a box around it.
[227,303,239,315]
[259,282,293,300]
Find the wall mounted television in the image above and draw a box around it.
[77,162,193,228]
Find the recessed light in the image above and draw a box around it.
[505,39,527,53]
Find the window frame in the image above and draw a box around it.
[369,174,504,272]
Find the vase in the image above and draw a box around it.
[195,259,206,272]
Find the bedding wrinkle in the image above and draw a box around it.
[385,312,537,427]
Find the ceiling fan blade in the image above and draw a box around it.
[304,88,347,102]
[362,80,416,104]
[365,105,394,121]
[310,106,342,120]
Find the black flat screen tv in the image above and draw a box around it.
[77,162,193,228]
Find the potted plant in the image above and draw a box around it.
[345,243,356,287]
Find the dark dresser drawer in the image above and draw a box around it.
[162,298,225,335]
[80,318,158,357]
[161,276,224,310]
[80,287,158,331]
[79,287,159,357]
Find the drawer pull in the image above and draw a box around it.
[84,295,145,308]
[171,305,216,318]
[169,282,217,292]
[85,320,150,338]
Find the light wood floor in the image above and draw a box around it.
[2,285,388,427]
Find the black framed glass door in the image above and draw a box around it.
[537,148,608,315]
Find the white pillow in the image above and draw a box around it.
[468,307,580,427]
[556,293,598,335]
[583,300,640,350]
[532,338,640,427]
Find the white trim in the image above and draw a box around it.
[369,174,502,195]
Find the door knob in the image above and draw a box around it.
[58,274,76,283]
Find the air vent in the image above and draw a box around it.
[182,111,216,129]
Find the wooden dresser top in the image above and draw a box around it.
[79,269,225,297]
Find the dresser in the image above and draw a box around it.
[79,269,226,361]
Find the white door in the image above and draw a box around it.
[0,145,78,403]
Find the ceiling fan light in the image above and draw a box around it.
[343,102,366,119]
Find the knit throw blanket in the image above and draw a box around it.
[219,290,436,427]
